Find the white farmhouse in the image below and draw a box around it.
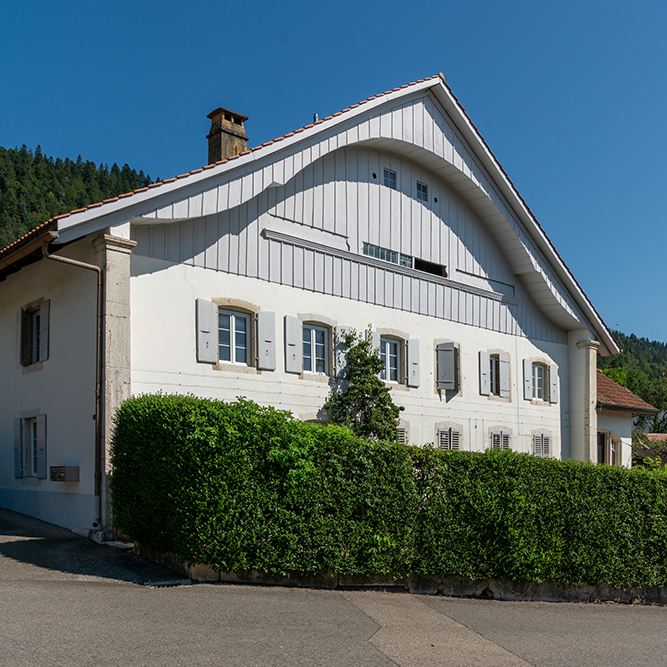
[0,74,635,535]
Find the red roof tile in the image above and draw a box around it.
[597,370,658,414]
[646,433,667,442]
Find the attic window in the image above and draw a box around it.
[416,181,428,202]
[363,242,412,269]
[384,169,396,189]
[414,258,447,278]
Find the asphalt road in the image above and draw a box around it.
[1,508,666,666]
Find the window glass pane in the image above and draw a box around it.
[380,340,387,380]
[303,327,312,372]
[235,316,247,364]
[490,355,499,395]
[384,169,396,189]
[219,313,231,361]
[388,341,398,382]
[314,329,326,373]
[399,254,413,268]
[31,421,38,475]
[417,182,428,202]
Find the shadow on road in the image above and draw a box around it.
[0,507,179,584]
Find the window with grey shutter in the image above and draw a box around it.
[397,426,408,445]
[436,343,456,391]
[14,418,22,479]
[406,339,420,388]
[479,351,490,396]
[491,431,511,450]
[36,414,47,479]
[284,316,302,374]
[438,427,460,451]
[334,326,351,378]
[196,299,218,363]
[257,311,276,371]
[523,358,533,400]
[39,300,50,362]
[499,354,510,398]
[533,434,551,458]
[543,435,551,458]
[549,364,559,403]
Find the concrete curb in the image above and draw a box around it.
[134,544,667,605]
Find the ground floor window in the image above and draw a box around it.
[219,309,250,364]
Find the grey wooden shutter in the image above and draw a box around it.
[438,428,449,450]
[499,354,510,398]
[284,316,302,374]
[451,429,461,451]
[532,434,540,457]
[397,426,407,445]
[20,308,30,366]
[257,311,276,371]
[406,339,420,388]
[543,435,551,458]
[523,358,533,400]
[549,364,559,403]
[335,326,351,378]
[196,299,218,363]
[502,432,511,450]
[14,418,22,478]
[36,414,47,479]
[437,343,456,391]
[491,431,501,450]
[39,300,50,362]
[479,350,490,396]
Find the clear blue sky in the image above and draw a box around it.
[2,0,665,342]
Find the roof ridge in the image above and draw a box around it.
[0,74,442,259]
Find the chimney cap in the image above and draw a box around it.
[207,107,249,124]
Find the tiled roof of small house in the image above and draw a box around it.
[597,370,658,414]
[646,433,667,443]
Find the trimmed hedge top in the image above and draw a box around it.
[111,394,667,587]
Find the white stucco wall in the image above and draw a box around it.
[130,254,569,456]
[597,409,633,468]
[0,239,99,529]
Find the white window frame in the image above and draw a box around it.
[383,168,397,189]
[303,324,329,375]
[380,337,401,383]
[532,363,546,400]
[218,309,251,365]
[416,181,428,202]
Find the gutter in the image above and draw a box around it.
[41,236,104,528]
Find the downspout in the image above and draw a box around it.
[41,239,104,528]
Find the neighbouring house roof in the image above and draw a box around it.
[0,74,620,354]
[646,433,667,443]
[597,370,658,414]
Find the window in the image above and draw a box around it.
[383,169,396,189]
[303,325,328,374]
[523,359,558,403]
[414,258,446,277]
[380,338,400,382]
[14,415,46,479]
[597,431,605,464]
[491,431,511,450]
[416,181,428,202]
[533,434,551,458]
[532,363,546,400]
[397,426,408,445]
[363,242,412,269]
[438,427,460,450]
[21,300,49,366]
[218,309,250,365]
[597,432,619,465]
[490,355,500,396]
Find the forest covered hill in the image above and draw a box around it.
[599,331,667,434]
[0,145,153,249]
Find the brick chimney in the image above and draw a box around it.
[206,107,249,164]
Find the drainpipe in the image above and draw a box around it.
[41,239,104,528]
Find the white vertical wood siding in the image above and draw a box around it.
[132,145,565,344]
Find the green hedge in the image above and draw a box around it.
[111,394,667,587]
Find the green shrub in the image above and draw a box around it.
[111,394,667,586]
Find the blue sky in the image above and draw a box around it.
[2,0,666,342]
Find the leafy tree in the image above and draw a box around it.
[323,327,404,441]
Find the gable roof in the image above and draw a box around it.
[597,370,658,414]
[0,74,620,354]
